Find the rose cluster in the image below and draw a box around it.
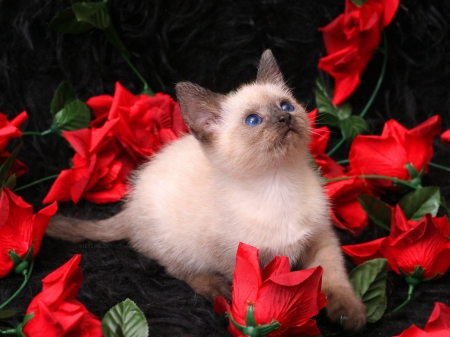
[318,0,399,105]
[44,82,188,204]
[309,112,443,235]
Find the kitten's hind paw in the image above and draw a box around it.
[185,273,231,302]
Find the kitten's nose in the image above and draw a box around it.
[278,113,291,125]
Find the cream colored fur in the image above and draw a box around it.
[46,50,366,330]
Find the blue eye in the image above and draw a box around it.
[245,114,263,126]
[281,101,295,112]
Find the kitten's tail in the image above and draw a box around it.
[45,212,129,243]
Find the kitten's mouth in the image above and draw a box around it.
[282,127,298,140]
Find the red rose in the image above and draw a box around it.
[0,152,28,178]
[22,254,102,337]
[43,119,134,204]
[87,82,188,163]
[325,176,373,235]
[348,115,441,189]
[214,243,326,337]
[308,109,344,177]
[0,188,57,278]
[0,111,29,178]
[308,110,371,234]
[343,205,450,279]
[318,0,399,105]
[441,129,450,147]
[0,111,27,152]
[393,302,450,337]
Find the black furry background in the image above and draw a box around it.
[1,0,450,336]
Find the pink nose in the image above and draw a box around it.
[279,113,291,125]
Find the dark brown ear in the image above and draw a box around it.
[175,82,225,143]
[256,50,286,86]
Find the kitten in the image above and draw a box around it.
[46,50,366,330]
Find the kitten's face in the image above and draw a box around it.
[176,50,311,175]
[213,82,310,174]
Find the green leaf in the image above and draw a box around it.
[349,258,388,323]
[72,2,111,30]
[52,100,91,134]
[316,77,359,137]
[366,296,387,323]
[399,187,441,220]
[320,112,340,128]
[315,78,353,122]
[358,194,392,230]
[339,115,368,142]
[315,78,337,118]
[102,299,148,337]
[50,81,76,117]
[48,7,94,34]
[0,143,22,190]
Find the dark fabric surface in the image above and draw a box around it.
[1,0,450,336]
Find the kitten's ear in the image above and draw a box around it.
[256,50,286,86]
[175,82,225,143]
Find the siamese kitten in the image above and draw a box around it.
[47,50,366,330]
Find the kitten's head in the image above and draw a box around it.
[176,50,310,175]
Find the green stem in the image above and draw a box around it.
[429,162,450,173]
[337,159,349,165]
[325,174,420,190]
[327,137,346,157]
[21,129,52,137]
[103,25,153,96]
[359,33,388,119]
[13,174,59,192]
[0,260,34,310]
[392,284,415,313]
[0,329,19,336]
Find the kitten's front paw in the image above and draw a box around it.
[326,288,367,331]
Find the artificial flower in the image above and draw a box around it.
[22,254,102,337]
[0,111,27,152]
[0,188,57,278]
[0,111,29,178]
[88,82,188,163]
[348,115,441,189]
[308,109,344,177]
[326,176,373,235]
[0,151,28,178]
[308,109,371,234]
[393,302,450,337]
[342,205,450,280]
[214,242,326,337]
[318,0,399,105]
[441,129,450,147]
[43,119,134,204]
